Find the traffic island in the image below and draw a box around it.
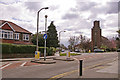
[53,57,74,61]
[31,59,56,64]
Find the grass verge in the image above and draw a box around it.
[60,53,81,56]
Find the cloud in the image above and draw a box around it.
[49,5,59,11]
[24,2,42,11]
[62,13,79,20]
[106,2,118,14]
[119,1,120,13]
[0,0,22,5]
[76,2,97,11]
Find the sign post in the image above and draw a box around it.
[43,34,47,61]
[44,15,48,61]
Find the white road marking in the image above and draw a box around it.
[0,63,12,69]
[20,62,27,67]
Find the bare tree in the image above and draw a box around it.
[60,44,67,50]
[78,35,91,52]
[68,36,79,51]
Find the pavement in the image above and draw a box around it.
[0,56,56,62]
[96,61,118,74]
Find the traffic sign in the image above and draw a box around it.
[43,34,47,39]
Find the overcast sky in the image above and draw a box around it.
[0,0,119,46]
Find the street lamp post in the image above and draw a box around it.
[44,15,48,61]
[59,31,66,54]
[36,7,49,52]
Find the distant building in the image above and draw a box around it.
[74,20,116,52]
[0,20,32,45]
[91,20,116,51]
[91,21,102,51]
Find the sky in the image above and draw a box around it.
[0,0,119,47]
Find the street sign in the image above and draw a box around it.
[43,34,47,39]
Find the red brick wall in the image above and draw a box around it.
[2,39,14,43]
[1,38,32,45]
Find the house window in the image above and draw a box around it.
[0,29,13,39]
[23,34,29,41]
[14,33,19,40]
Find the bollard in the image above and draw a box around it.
[68,52,70,57]
[35,51,40,60]
[89,50,91,53]
[79,60,83,76]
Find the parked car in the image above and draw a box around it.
[61,49,65,52]
[94,49,104,53]
[117,49,120,52]
[75,49,80,52]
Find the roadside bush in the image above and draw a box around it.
[60,53,81,56]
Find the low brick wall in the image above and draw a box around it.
[2,54,34,59]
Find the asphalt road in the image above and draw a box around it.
[1,52,119,79]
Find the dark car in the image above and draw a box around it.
[94,49,104,53]
[117,49,120,52]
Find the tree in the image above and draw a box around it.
[68,36,79,51]
[68,45,72,51]
[31,33,44,47]
[47,21,59,48]
[79,35,91,52]
[60,44,67,50]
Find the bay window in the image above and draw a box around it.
[0,29,13,39]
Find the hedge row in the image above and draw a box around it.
[1,43,55,56]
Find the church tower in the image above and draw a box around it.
[91,21,102,51]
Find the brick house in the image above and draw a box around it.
[0,20,32,45]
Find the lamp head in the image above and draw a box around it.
[45,15,48,18]
[44,7,49,9]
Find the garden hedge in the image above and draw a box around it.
[1,43,55,56]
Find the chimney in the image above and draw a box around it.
[0,20,3,25]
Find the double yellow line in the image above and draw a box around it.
[48,58,117,80]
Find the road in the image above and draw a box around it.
[1,52,119,80]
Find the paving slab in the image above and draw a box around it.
[96,61,118,74]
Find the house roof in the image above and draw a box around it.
[0,20,32,34]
